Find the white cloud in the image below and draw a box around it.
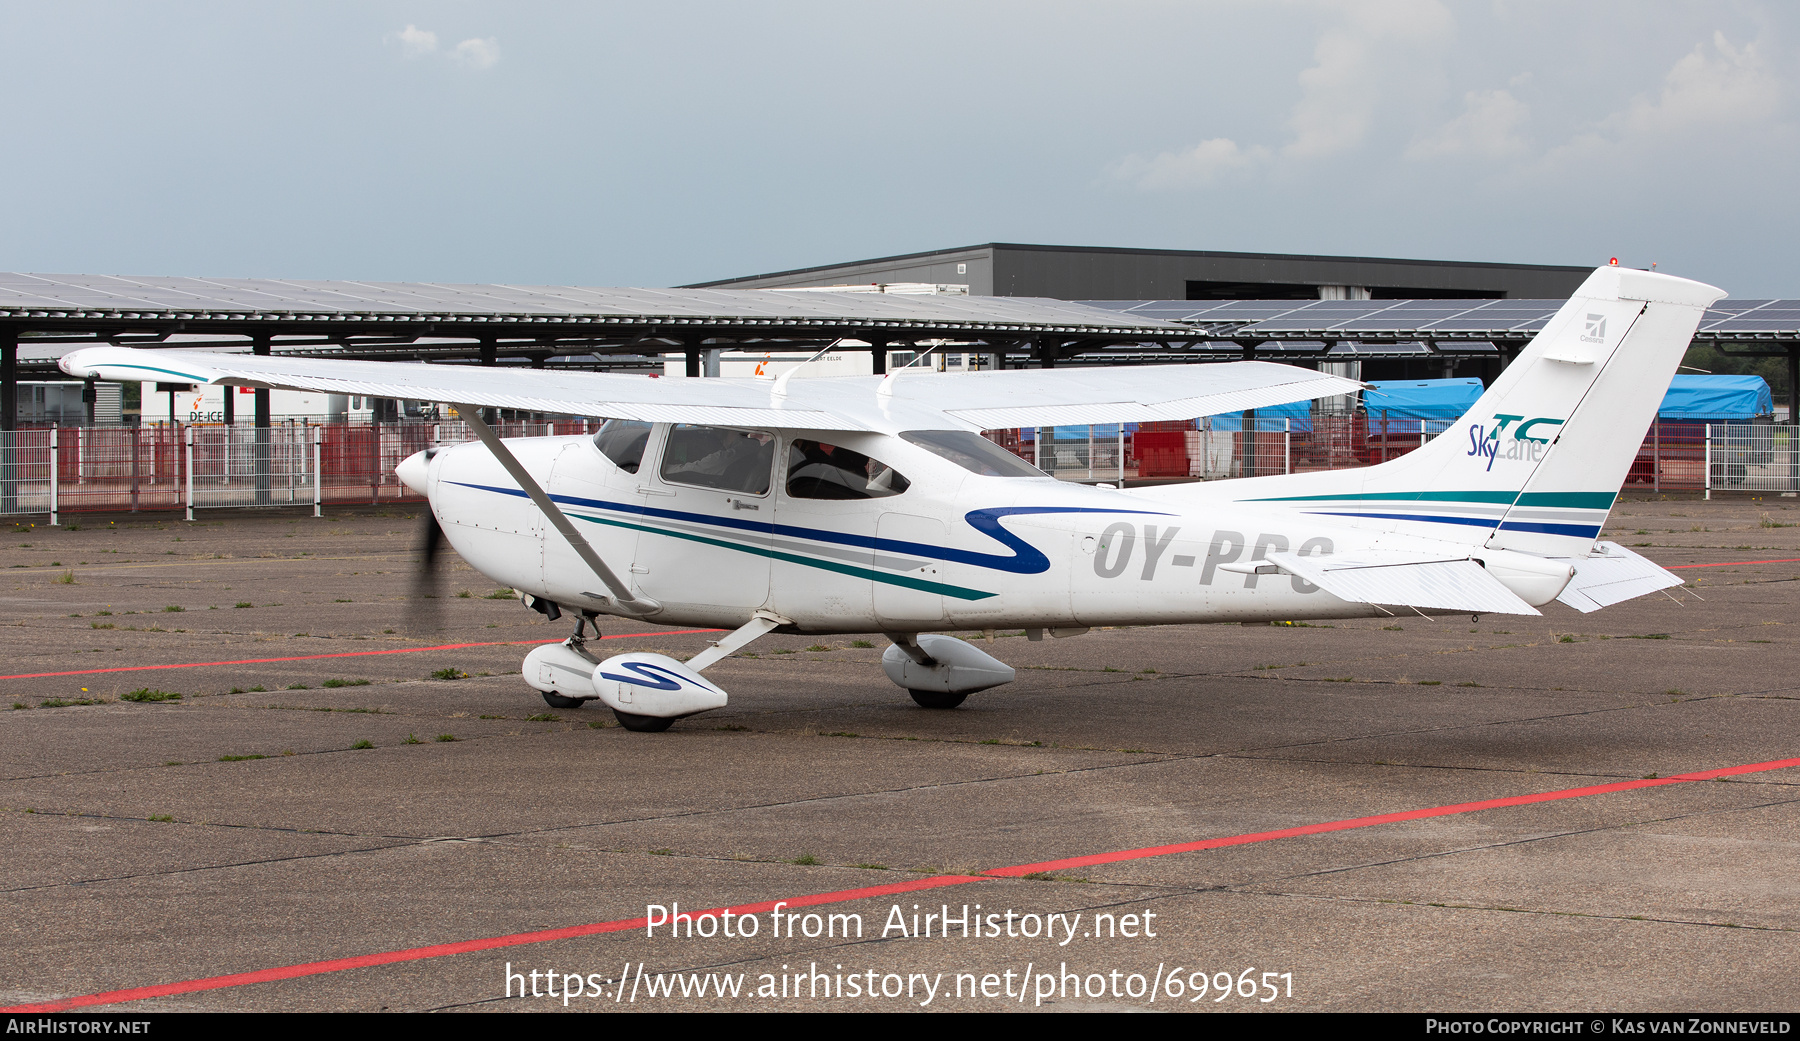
[395,24,437,59]
[387,26,500,71]
[1107,0,1453,189]
[1405,88,1530,160]
[1537,32,1781,172]
[1282,0,1453,161]
[1106,138,1272,189]
[1623,32,1777,136]
[449,37,501,71]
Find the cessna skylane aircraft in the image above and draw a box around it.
[61,266,1719,730]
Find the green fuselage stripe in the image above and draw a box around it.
[1516,491,1616,509]
[98,363,212,383]
[1250,490,1614,510]
[571,512,997,602]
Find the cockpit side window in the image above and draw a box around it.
[786,440,910,500]
[592,419,651,474]
[900,430,1047,477]
[660,425,775,495]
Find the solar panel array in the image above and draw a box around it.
[0,273,1189,337]
[1080,299,1800,342]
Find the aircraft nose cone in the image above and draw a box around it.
[396,450,432,496]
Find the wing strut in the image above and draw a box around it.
[451,404,658,615]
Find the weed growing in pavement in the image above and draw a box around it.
[122,689,182,702]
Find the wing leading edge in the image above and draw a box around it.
[59,346,1363,433]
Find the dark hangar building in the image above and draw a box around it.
[689,242,1602,386]
[686,242,1593,302]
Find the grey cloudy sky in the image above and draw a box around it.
[1,2,1794,295]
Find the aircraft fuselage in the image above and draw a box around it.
[420,427,1559,634]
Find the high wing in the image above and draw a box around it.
[58,346,1362,432]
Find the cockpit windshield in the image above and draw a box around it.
[900,430,1047,478]
[592,419,651,473]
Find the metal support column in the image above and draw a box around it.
[1705,424,1713,501]
[1243,408,1257,477]
[684,342,702,378]
[253,334,272,505]
[1788,345,1799,425]
[1790,348,1800,492]
[48,427,58,526]
[313,425,323,518]
[1653,420,1661,494]
[185,425,195,521]
[0,331,14,515]
[479,337,498,423]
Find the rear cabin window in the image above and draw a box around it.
[592,420,651,473]
[900,430,1046,477]
[660,425,775,495]
[786,440,910,500]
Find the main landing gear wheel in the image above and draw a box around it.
[613,709,675,732]
[908,689,967,710]
[541,690,587,709]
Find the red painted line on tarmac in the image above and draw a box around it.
[1666,557,1800,569]
[0,631,723,681]
[2,875,979,1014]
[8,755,1797,1013]
[986,756,1800,877]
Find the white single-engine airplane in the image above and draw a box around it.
[61,266,1721,730]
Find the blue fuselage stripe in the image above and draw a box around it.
[1305,510,1498,529]
[448,480,1165,576]
[1497,520,1604,538]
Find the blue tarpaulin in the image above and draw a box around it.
[1206,398,1312,432]
[1361,378,1485,420]
[1657,374,1773,420]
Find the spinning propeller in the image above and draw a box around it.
[407,448,447,632]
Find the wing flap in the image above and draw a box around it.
[944,374,1360,428]
[1554,541,1682,613]
[1265,551,1541,616]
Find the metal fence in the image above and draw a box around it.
[0,419,597,519]
[1002,416,1800,493]
[1008,412,1468,483]
[2,417,1793,519]
[1701,423,1799,497]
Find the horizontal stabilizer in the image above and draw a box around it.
[1264,550,1541,616]
[1554,542,1682,613]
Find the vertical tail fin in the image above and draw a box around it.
[1241,266,1724,553]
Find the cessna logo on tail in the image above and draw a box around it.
[1582,313,1607,344]
[1468,414,1564,470]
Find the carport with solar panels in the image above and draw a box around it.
[0,273,1196,434]
[1076,296,1800,421]
[4,274,1800,432]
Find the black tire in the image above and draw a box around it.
[908,689,967,710]
[541,690,587,709]
[613,709,675,732]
